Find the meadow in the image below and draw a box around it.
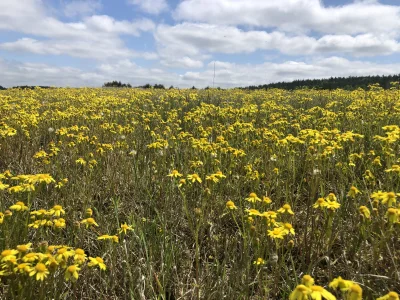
[0,85,399,299]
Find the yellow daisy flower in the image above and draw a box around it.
[65,265,80,281]
[29,262,49,281]
[226,200,237,210]
[9,201,29,211]
[88,257,106,270]
[277,204,294,215]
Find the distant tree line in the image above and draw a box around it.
[102,81,174,89]
[137,83,166,89]
[242,74,400,91]
[102,81,132,88]
[3,74,400,91]
[0,85,54,90]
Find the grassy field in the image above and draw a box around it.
[0,86,399,299]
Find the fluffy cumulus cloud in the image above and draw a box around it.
[0,58,180,87]
[155,23,400,60]
[2,56,400,88]
[1,0,400,87]
[128,0,168,15]
[175,0,400,35]
[63,0,102,17]
[0,38,157,60]
[180,57,400,87]
[0,0,156,60]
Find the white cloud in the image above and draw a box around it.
[0,58,181,88]
[84,15,155,36]
[155,23,400,66]
[0,38,158,60]
[0,0,155,60]
[1,0,400,88]
[128,0,168,15]
[175,0,400,35]
[2,57,400,89]
[160,56,204,69]
[179,57,400,88]
[0,59,100,87]
[63,0,102,17]
[314,34,400,56]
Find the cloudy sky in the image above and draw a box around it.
[1,0,400,88]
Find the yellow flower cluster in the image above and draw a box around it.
[290,275,398,300]
[313,193,341,211]
[0,171,60,193]
[29,205,66,229]
[1,86,399,298]
[1,244,105,282]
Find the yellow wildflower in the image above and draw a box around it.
[55,247,74,263]
[313,198,327,209]
[81,217,99,227]
[377,292,399,300]
[347,186,361,198]
[1,249,19,262]
[260,210,278,219]
[282,223,295,236]
[98,235,119,243]
[187,173,202,183]
[206,174,219,183]
[48,205,65,217]
[9,201,28,211]
[277,204,294,215]
[325,200,340,211]
[88,256,106,270]
[22,252,43,263]
[17,243,32,253]
[65,265,80,281]
[329,276,354,292]
[178,179,186,187]
[382,192,397,207]
[347,284,362,300]
[359,206,371,219]
[214,171,226,179]
[247,208,261,216]
[326,193,337,202]
[290,284,312,300]
[8,185,24,193]
[29,262,49,281]
[226,200,237,210]
[34,174,55,184]
[263,196,272,204]
[30,209,48,216]
[74,248,87,264]
[54,218,66,229]
[14,263,31,274]
[86,208,93,217]
[268,227,285,239]
[167,170,183,178]
[302,275,315,287]
[253,258,265,265]
[45,254,59,269]
[75,158,87,165]
[0,182,10,190]
[246,192,261,203]
[119,223,134,234]
[310,285,336,300]
[386,208,399,224]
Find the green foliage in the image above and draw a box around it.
[243,74,400,90]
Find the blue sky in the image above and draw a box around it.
[1,0,400,87]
